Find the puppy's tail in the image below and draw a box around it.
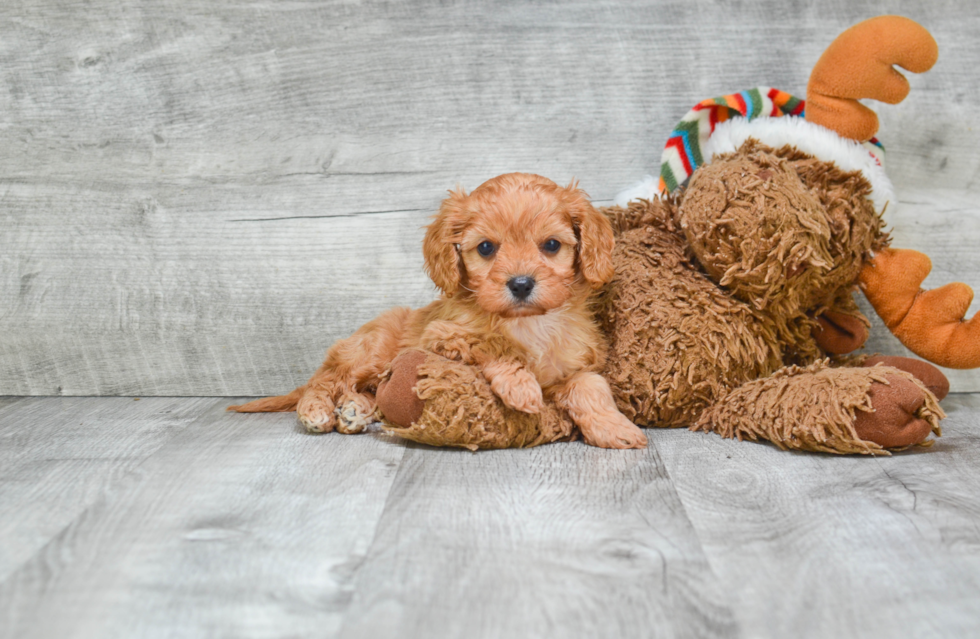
[227,386,304,413]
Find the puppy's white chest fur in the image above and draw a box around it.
[503,308,594,388]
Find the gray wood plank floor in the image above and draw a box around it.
[2,395,979,638]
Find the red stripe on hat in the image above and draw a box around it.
[664,136,694,175]
[729,93,747,114]
[768,88,782,116]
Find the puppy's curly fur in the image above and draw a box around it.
[230,173,647,449]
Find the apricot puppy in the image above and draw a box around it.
[230,173,647,449]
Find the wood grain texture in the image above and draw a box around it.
[652,393,980,639]
[0,400,406,638]
[2,0,979,395]
[321,442,737,639]
[0,398,24,411]
[0,397,215,582]
[3,397,980,637]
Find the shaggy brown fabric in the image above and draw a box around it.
[680,148,837,314]
[598,220,783,427]
[604,192,681,235]
[693,360,943,455]
[772,141,888,275]
[375,352,577,451]
[681,141,886,310]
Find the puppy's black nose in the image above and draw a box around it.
[507,276,535,300]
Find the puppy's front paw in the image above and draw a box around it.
[490,369,544,414]
[297,389,337,433]
[430,336,474,363]
[581,412,647,449]
[336,392,376,435]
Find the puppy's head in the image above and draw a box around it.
[423,173,614,317]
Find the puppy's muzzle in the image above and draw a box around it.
[507,276,535,301]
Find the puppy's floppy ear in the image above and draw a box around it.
[565,181,615,287]
[423,187,468,296]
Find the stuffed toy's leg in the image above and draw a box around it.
[375,350,577,451]
[693,360,944,455]
[376,352,947,454]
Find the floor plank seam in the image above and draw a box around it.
[329,435,412,633]
[644,435,736,598]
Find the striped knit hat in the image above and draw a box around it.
[614,87,892,212]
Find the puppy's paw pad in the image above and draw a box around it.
[336,394,376,435]
[582,414,647,450]
[298,412,335,433]
[491,372,544,414]
[297,391,337,433]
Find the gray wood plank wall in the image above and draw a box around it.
[3,0,979,395]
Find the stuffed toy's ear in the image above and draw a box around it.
[806,15,938,141]
[564,181,614,288]
[423,187,469,296]
[859,248,980,369]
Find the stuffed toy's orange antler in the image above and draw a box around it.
[806,15,938,141]
[860,248,980,369]
[808,17,979,369]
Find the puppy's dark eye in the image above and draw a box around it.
[477,240,496,257]
[541,238,561,254]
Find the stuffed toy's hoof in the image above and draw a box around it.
[375,350,577,451]
[854,374,937,449]
[376,350,427,427]
[862,355,949,400]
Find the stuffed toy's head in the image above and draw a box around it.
[619,15,978,370]
[679,141,884,317]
